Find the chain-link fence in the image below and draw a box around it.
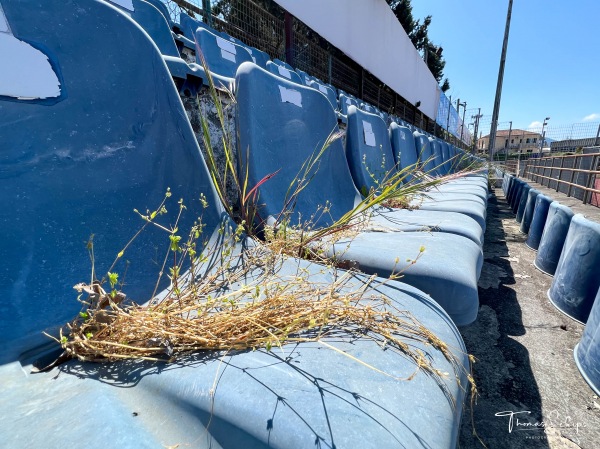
[165,0,456,141]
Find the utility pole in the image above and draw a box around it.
[472,108,482,154]
[488,0,514,162]
[460,101,467,141]
[446,95,452,134]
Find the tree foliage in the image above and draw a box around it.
[387,0,450,92]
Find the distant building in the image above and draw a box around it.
[478,129,542,154]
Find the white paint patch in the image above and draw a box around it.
[108,0,134,12]
[220,49,236,63]
[0,33,61,100]
[278,85,302,107]
[317,84,327,95]
[216,36,236,55]
[277,65,291,79]
[363,120,376,147]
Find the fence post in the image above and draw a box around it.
[284,12,294,66]
[583,154,598,204]
[557,156,565,192]
[567,156,578,198]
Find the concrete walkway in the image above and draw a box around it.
[458,188,600,449]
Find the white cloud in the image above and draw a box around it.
[583,113,600,122]
[528,121,543,129]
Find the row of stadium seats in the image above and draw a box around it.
[0,1,487,447]
[501,173,600,397]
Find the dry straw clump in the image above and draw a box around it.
[51,192,471,398]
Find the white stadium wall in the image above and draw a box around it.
[274,0,441,119]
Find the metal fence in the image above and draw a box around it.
[521,148,600,206]
[166,0,464,144]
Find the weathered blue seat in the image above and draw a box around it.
[0,2,470,448]
[526,193,552,250]
[516,183,532,223]
[520,188,540,234]
[194,27,253,89]
[338,93,359,118]
[309,80,338,111]
[295,68,315,86]
[389,124,484,200]
[575,286,600,395]
[180,11,217,41]
[511,179,526,213]
[548,215,600,323]
[110,0,205,93]
[266,59,303,84]
[535,202,575,275]
[351,115,487,230]
[235,63,483,325]
[246,46,270,69]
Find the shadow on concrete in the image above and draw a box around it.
[459,192,551,449]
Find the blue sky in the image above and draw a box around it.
[410,0,600,133]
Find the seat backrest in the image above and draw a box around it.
[414,132,434,172]
[339,93,359,116]
[428,138,445,176]
[110,0,179,57]
[440,141,452,174]
[266,60,303,84]
[389,122,419,182]
[246,46,270,69]
[308,80,338,111]
[179,11,217,41]
[0,0,224,361]
[345,106,397,194]
[295,68,314,86]
[235,62,360,228]
[143,0,174,27]
[194,27,253,86]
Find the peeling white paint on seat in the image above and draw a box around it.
[0,7,61,100]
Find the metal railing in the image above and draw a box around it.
[523,148,600,206]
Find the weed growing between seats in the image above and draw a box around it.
[49,192,474,411]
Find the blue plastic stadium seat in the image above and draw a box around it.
[346,112,487,230]
[1,2,470,447]
[535,202,575,275]
[388,123,486,197]
[520,188,540,234]
[109,0,205,92]
[295,68,315,86]
[516,184,532,223]
[180,11,217,41]
[246,46,270,69]
[308,80,338,111]
[575,286,600,395]
[548,215,600,323]
[526,193,552,250]
[235,62,483,325]
[339,93,359,117]
[194,27,253,89]
[266,60,303,85]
